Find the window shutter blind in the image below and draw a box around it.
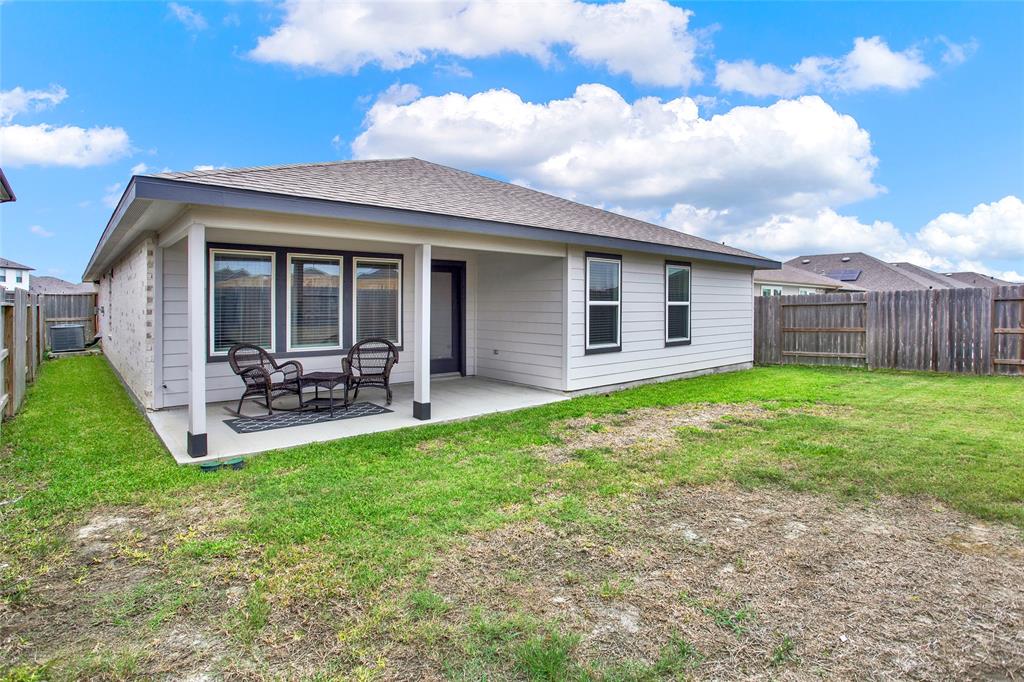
[212,252,273,352]
[290,257,341,348]
[355,260,400,343]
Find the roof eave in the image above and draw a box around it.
[85,176,781,277]
[0,168,14,203]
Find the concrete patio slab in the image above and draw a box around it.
[148,376,568,464]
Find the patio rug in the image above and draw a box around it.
[223,402,392,434]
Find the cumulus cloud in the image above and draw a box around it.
[354,83,880,221]
[0,85,67,123]
[915,196,1024,262]
[0,85,132,167]
[168,3,208,32]
[716,36,934,97]
[30,225,55,238]
[130,162,149,175]
[0,124,131,167]
[250,0,702,86]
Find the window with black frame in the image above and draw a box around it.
[354,258,401,344]
[665,262,691,344]
[586,255,621,351]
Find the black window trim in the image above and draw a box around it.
[665,259,692,347]
[584,251,622,355]
[206,242,404,362]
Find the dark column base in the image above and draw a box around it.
[187,431,208,458]
[413,401,431,420]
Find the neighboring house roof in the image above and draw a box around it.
[788,252,964,292]
[753,264,862,290]
[151,158,774,263]
[0,257,33,271]
[944,271,1018,288]
[0,168,14,203]
[29,276,97,295]
[889,262,974,289]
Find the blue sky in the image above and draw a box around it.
[1,0,1022,281]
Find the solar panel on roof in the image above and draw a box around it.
[826,269,862,282]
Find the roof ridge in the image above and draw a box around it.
[150,157,416,179]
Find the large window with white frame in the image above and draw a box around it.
[210,249,275,354]
[287,254,342,351]
[665,261,691,345]
[585,254,621,352]
[353,257,402,344]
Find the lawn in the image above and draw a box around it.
[1,355,1022,679]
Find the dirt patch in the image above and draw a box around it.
[534,402,835,463]
[423,484,1024,679]
[0,491,251,679]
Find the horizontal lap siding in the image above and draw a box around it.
[568,248,753,391]
[475,252,564,390]
[160,239,419,408]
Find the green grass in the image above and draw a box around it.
[1,355,1022,677]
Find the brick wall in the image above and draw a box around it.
[98,237,155,408]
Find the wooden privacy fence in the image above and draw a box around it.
[754,284,1024,375]
[42,292,98,343]
[1,289,46,422]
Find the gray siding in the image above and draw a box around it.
[475,252,564,390]
[567,247,753,391]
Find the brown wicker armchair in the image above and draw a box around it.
[342,338,399,405]
[227,344,304,416]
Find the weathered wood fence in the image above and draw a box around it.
[754,285,1024,375]
[1,289,46,422]
[42,293,98,343]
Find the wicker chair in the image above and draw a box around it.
[342,338,399,405]
[227,343,305,416]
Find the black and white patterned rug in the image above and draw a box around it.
[224,402,392,434]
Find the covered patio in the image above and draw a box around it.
[148,375,567,463]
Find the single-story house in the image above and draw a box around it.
[30,275,98,295]
[83,158,779,461]
[753,263,861,296]
[788,252,976,292]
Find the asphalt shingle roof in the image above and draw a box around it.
[889,262,974,289]
[786,253,962,292]
[754,263,862,290]
[30,276,96,295]
[0,257,33,271]
[152,158,768,262]
[945,271,1018,288]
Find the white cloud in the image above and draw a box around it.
[0,85,67,123]
[103,182,124,208]
[250,0,702,86]
[168,2,208,32]
[30,225,55,238]
[939,36,978,66]
[354,84,880,220]
[434,62,473,78]
[915,196,1024,262]
[192,164,227,171]
[0,124,131,167]
[130,162,149,175]
[716,36,934,97]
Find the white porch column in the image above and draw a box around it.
[186,222,208,456]
[413,243,431,420]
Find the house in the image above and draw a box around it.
[0,257,33,291]
[30,276,98,295]
[788,252,971,292]
[753,263,862,296]
[943,271,1018,288]
[0,168,14,203]
[83,158,779,461]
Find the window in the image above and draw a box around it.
[761,285,783,297]
[0,272,6,282]
[665,262,691,344]
[585,254,621,351]
[288,255,342,350]
[353,258,401,344]
[798,287,819,295]
[15,272,22,283]
[210,250,275,353]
